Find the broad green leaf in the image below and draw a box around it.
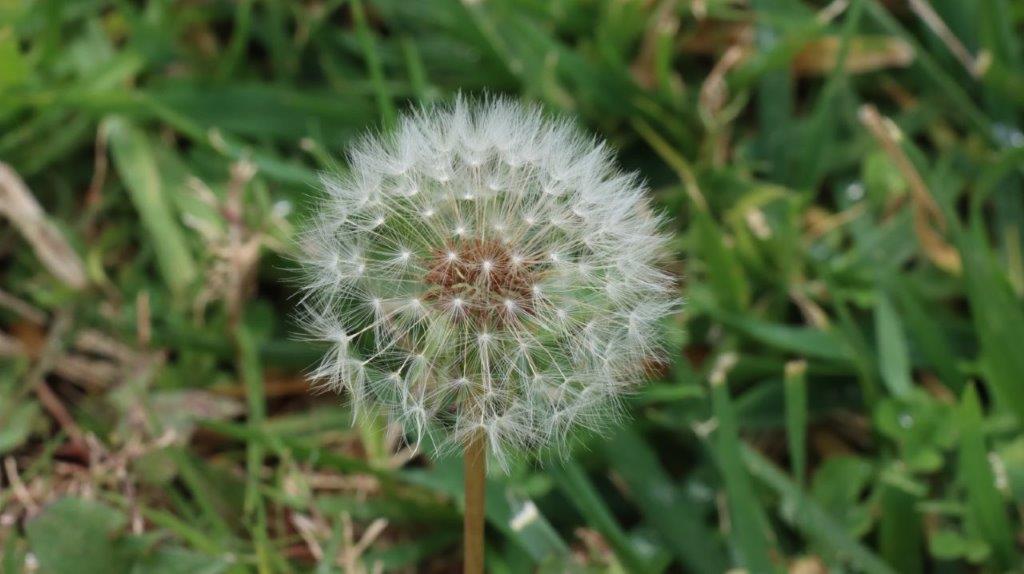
[928,529,991,563]
[0,400,39,454]
[27,498,131,574]
[874,393,955,473]
[810,456,873,538]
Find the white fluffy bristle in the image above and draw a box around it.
[298,96,677,469]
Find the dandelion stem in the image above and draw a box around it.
[464,429,486,574]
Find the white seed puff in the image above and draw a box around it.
[298,97,678,469]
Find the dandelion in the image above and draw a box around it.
[297,97,677,572]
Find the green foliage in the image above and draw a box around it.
[1,0,1022,572]
[26,498,132,574]
[26,498,231,574]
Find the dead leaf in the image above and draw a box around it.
[858,104,962,274]
[794,36,914,76]
[0,162,87,289]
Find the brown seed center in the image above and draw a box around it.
[423,238,539,325]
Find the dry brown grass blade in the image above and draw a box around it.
[0,330,26,356]
[0,162,87,289]
[699,44,747,166]
[23,313,88,449]
[0,288,47,325]
[793,36,914,76]
[630,0,681,90]
[858,104,962,275]
[681,20,912,78]
[906,0,985,77]
[817,0,851,24]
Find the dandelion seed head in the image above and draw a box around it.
[298,97,678,469]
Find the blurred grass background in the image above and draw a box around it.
[1,0,1024,572]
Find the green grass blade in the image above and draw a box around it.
[878,482,923,573]
[889,276,965,392]
[783,360,808,484]
[103,493,223,555]
[691,287,849,362]
[217,0,253,79]
[874,291,913,398]
[747,0,797,184]
[234,326,279,573]
[709,370,780,573]
[797,0,864,189]
[960,219,1024,423]
[236,326,266,516]
[104,116,197,295]
[550,460,652,573]
[863,0,996,142]
[693,211,751,312]
[351,0,396,126]
[604,427,728,574]
[958,385,1017,569]
[402,460,570,566]
[742,448,899,574]
[164,447,234,542]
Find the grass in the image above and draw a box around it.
[1,0,1023,572]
